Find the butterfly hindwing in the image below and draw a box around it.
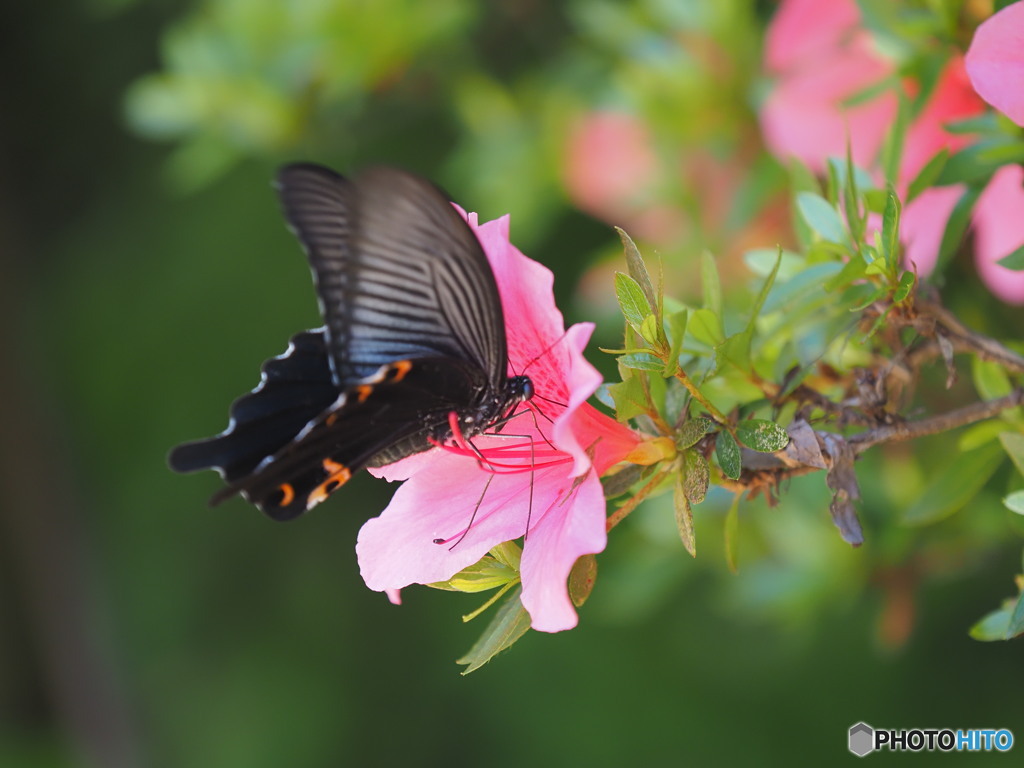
[168,329,339,482]
[217,356,491,520]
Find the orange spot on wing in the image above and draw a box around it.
[308,459,352,507]
[277,483,295,506]
[388,360,413,383]
[356,385,373,403]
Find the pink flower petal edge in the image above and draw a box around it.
[965,1,1024,127]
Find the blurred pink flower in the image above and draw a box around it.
[762,0,1024,303]
[562,111,680,242]
[356,211,640,632]
[760,0,895,173]
[965,0,1024,126]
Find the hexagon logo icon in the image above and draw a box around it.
[849,722,875,757]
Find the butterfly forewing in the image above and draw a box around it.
[276,165,507,388]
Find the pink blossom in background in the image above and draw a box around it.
[759,0,895,173]
[562,111,681,242]
[972,164,1024,303]
[965,0,1024,127]
[762,0,1024,303]
[356,211,640,632]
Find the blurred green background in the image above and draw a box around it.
[2,1,1021,766]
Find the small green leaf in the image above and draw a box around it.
[616,227,659,317]
[618,352,664,371]
[701,251,722,318]
[999,432,1024,476]
[608,377,648,421]
[673,476,696,557]
[718,329,753,372]
[881,192,901,275]
[880,92,909,186]
[688,308,725,346]
[972,357,1013,400]
[568,554,598,607]
[796,192,846,244]
[735,419,789,453]
[716,430,741,480]
[489,541,522,570]
[457,587,531,674]
[746,247,783,332]
[683,450,709,505]
[997,244,1024,271]
[1004,491,1024,515]
[892,270,915,304]
[639,313,660,347]
[905,148,948,204]
[933,186,982,275]
[902,441,1005,525]
[427,557,519,592]
[615,271,651,333]
[1008,592,1024,639]
[970,604,1015,641]
[677,417,712,449]
[663,309,688,377]
[724,493,740,573]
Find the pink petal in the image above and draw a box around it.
[900,184,965,276]
[357,448,538,591]
[760,39,896,173]
[972,164,1024,304]
[519,470,608,632]
[764,0,861,73]
[965,2,1024,126]
[901,56,984,182]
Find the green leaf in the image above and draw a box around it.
[663,309,688,377]
[997,244,1024,271]
[639,313,660,347]
[745,248,783,332]
[999,432,1024,476]
[608,377,648,421]
[489,540,522,570]
[972,357,1013,400]
[716,430,741,480]
[457,587,531,674]
[618,352,664,371]
[881,192,901,275]
[735,419,789,453]
[970,604,1015,641]
[428,556,519,593]
[724,493,740,573]
[1008,592,1024,639]
[902,441,1006,525]
[1004,491,1024,515]
[615,271,651,333]
[677,417,712,449]
[880,92,909,187]
[718,329,753,372]
[683,450,709,505]
[701,251,722,318]
[761,262,844,316]
[688,308,725,347]
[933,186,982,276]
[892,270,915,304]
[616,228,659,318]
[673,476,696,557]
[823,253,869,292]
[796,191,846,244]
[905,148,949,204]
[568,554,598,607]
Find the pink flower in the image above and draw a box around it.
[965,0,1024,127]
[355,211,640,632]
[759,0,896,173]
[762,0,1024,304]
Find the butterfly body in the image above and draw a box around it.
[169,165,531,520]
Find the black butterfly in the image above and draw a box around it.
[169,164,534,520]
